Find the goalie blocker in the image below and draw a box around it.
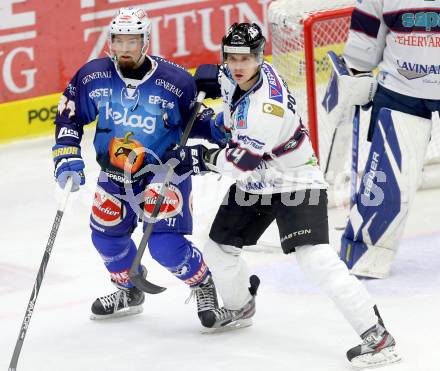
[341,108,432,278]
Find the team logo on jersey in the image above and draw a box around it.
[144,183,183,220]
[91,186,124,227]
[109,132,145,173]
[261,64,283,103]
[121,85,140,110]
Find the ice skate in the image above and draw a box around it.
[347,322,401,368]
[201,275,260,333]
[185,275,220,327]
[90,267,147,320]
[194,275,220,326]
[90,285,145,320]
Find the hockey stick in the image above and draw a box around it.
[129,91,206,294]
[332,105,361,231]
[8,177,73,371]
[350,105,360,208]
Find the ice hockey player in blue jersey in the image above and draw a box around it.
[52,7,225,325]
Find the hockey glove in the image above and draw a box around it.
[52,144,85,192]
[162,145,221,176]
[194,64,221,99]
[327,51,377,108]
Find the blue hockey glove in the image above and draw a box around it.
[194,64,221,99]
[210,112,229,148]
[52,144,85,192]
[162,144,220,176]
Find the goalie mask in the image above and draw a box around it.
[221,23,266,64]
[108,7,152,62]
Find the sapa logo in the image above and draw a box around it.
[402,12,440,31]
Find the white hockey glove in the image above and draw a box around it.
[323,51,377,126]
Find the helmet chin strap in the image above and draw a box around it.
[245,67,261,84]
[135,43,149,65]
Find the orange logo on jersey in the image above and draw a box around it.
[109,132,144,173]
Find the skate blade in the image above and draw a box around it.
[90,305,143,320]
[200,318,253,334]
[350,346,402,369]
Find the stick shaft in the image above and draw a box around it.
[9,178,73,371]
[129,91,206,292]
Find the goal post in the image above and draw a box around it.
[302,6,354,160]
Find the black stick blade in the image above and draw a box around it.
[129,272,166,294]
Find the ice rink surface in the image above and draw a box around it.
[1,131,439,371]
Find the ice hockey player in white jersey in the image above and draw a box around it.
[164,22,401,368]
[327,0,440,278]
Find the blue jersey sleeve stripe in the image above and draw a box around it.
[350,9,381,38]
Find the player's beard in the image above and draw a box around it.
[118,58,137,74]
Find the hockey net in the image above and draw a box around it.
[268,0,440,208]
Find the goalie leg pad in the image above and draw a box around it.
[341,108,432,278]
[203,238,251,310]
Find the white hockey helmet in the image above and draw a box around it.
[108,7,152,50]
